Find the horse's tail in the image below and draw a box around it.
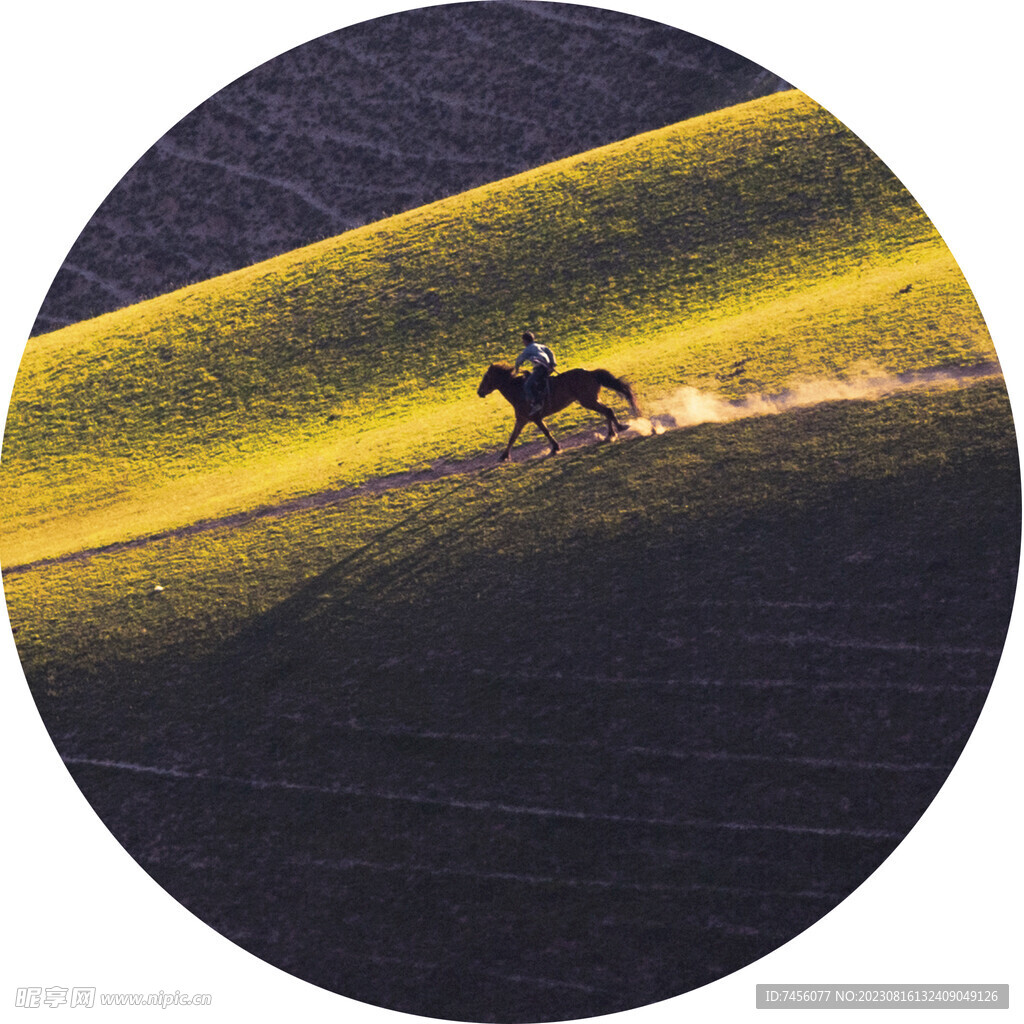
[593,368,641,417]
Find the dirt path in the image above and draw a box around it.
[4,360,1003,576]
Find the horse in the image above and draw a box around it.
[477,363,640,462]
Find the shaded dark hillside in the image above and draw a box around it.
[34,0,787,334]
[36,383,1019,1021]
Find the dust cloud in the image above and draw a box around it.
[628,362,1001,436]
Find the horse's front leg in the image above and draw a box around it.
[501,417,527,461]
[532,416,561,454]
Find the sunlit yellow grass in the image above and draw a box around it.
[1,90,996,572]
[3,239,992,569]
[0,396,493,566]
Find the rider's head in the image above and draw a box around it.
[522,331,535,345]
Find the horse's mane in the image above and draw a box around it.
[489,362,523,379]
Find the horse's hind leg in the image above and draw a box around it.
[581,398,624,440]
[532,416,561,454]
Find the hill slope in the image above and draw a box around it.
[2,89,995,567]
[12,381,1019,1020]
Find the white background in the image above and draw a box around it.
[2,2,1019,1020]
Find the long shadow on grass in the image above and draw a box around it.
[42,390,1021,1022]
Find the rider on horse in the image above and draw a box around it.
[514,331,557,416]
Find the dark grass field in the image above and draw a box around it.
[29,382,1019,1022]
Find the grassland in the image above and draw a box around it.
[1,90,995,571]
[8,378,1017,688]
[2,88,1017,1021]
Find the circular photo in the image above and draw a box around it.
[3,3,1018,1021]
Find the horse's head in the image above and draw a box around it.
[477,363,510,397]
